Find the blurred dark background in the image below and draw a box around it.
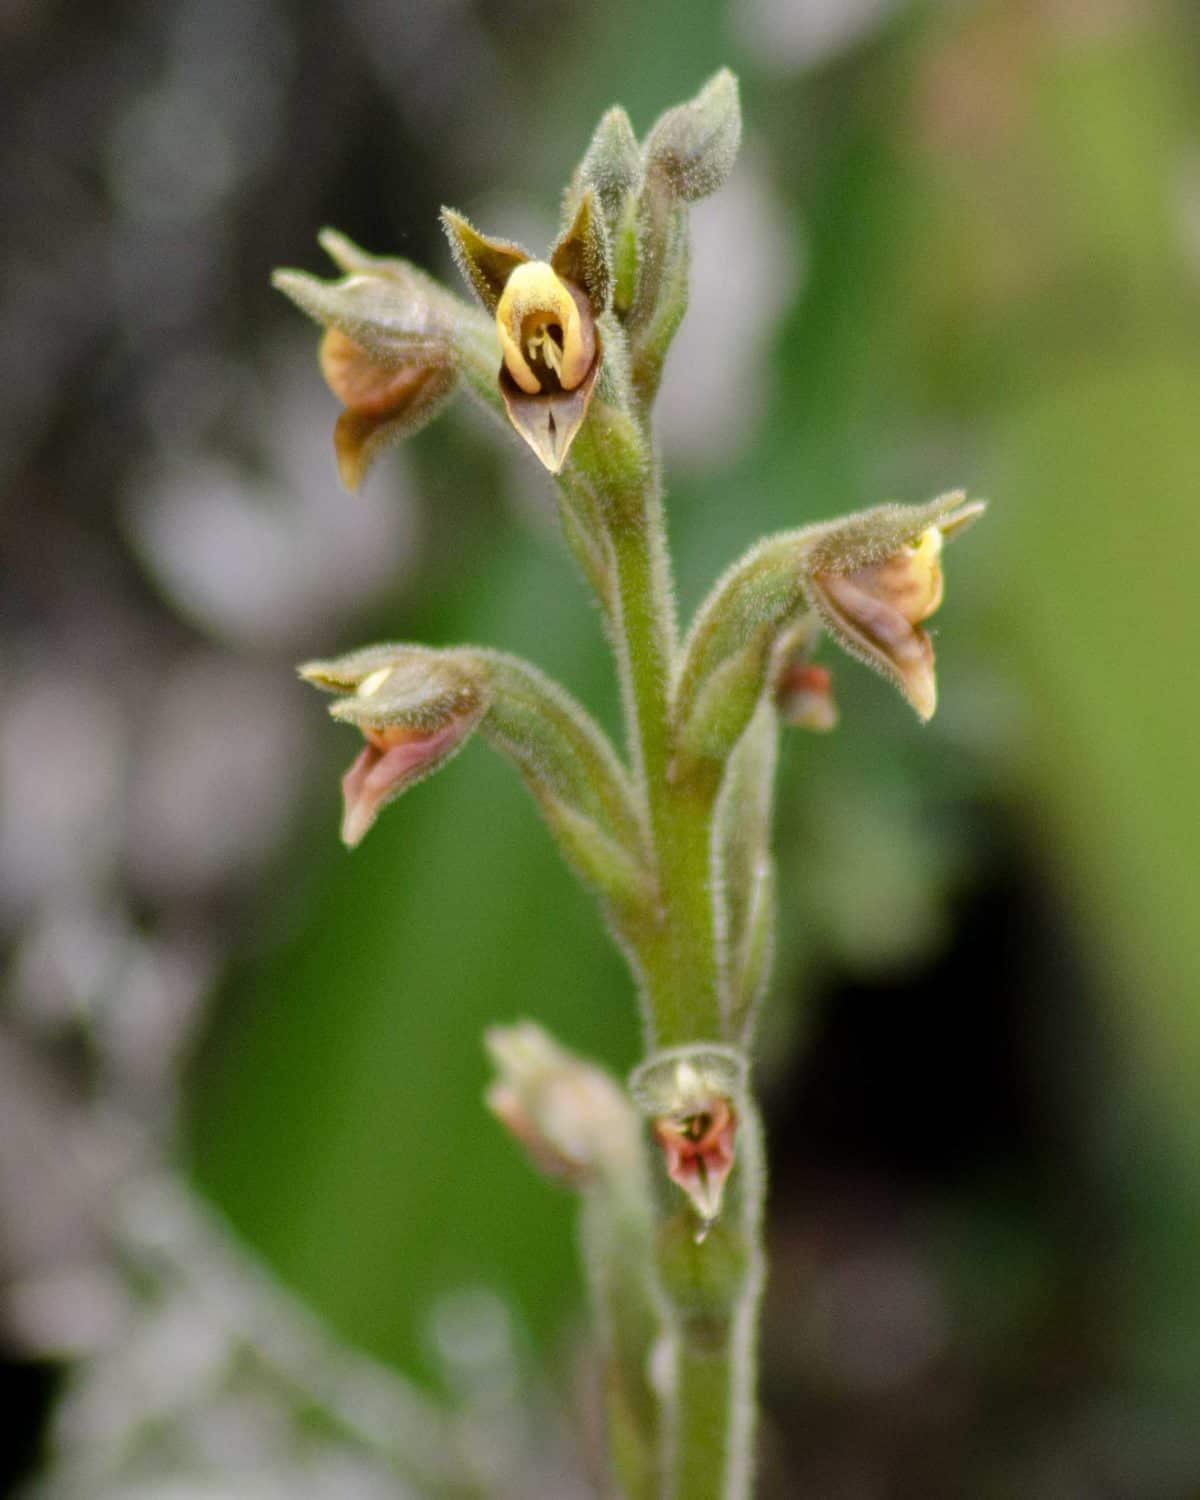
[4,0,1200,1495]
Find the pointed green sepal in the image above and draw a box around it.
[272,263,455,365]
[574,106,644,231]
[571,108,642,313]
[624,186,688,408]
[440,208,530,314]
[551,186,612,315]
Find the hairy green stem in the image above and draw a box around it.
[584,439,724,1048]
[580,1182,661,1500]
[568,405,765,1497]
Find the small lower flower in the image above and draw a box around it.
[653,1088,738,1229]
[630,1048,746,1231]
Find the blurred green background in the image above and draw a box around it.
[5,0,1200,1493]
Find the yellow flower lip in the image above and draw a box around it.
[496,261,596,396]
[882,525,945,625]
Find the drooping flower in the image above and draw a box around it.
[319,327,457,494]
[801,492,986,721]
[300,647,490,847]
[273,230,467,492]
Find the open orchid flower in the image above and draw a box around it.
[442,190,609,473]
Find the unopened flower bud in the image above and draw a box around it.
[300,647,489,846]
[642,68,742,204]
[484,1021,641,1188]
[576,106,642,216]
[771,621,838,732]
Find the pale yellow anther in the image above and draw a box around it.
[357,666,394,698]
[527,323,564,378]
[496,261,594,395]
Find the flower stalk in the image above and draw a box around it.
[275,66,984,1500]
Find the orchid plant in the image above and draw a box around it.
[274,70,984,1500]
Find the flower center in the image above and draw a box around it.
[496,261,595,396]
[525,318,565,380]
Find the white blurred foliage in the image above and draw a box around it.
[5,1263,131,1361]
[9,901,137,1034]
[15,1178,559,1500]
[105,0,293,229]
[126,339,421,653]
[2,4,592,1492]
[734,0,903,71]
[124,652,309,899]
[429,1286,520,1405]
[0,675,126,923]
[0,1034,127,1291]
[97,931,219,1106]
[656,154,801,472]
[1,646,301,1094]
[63,1290,233,1446]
